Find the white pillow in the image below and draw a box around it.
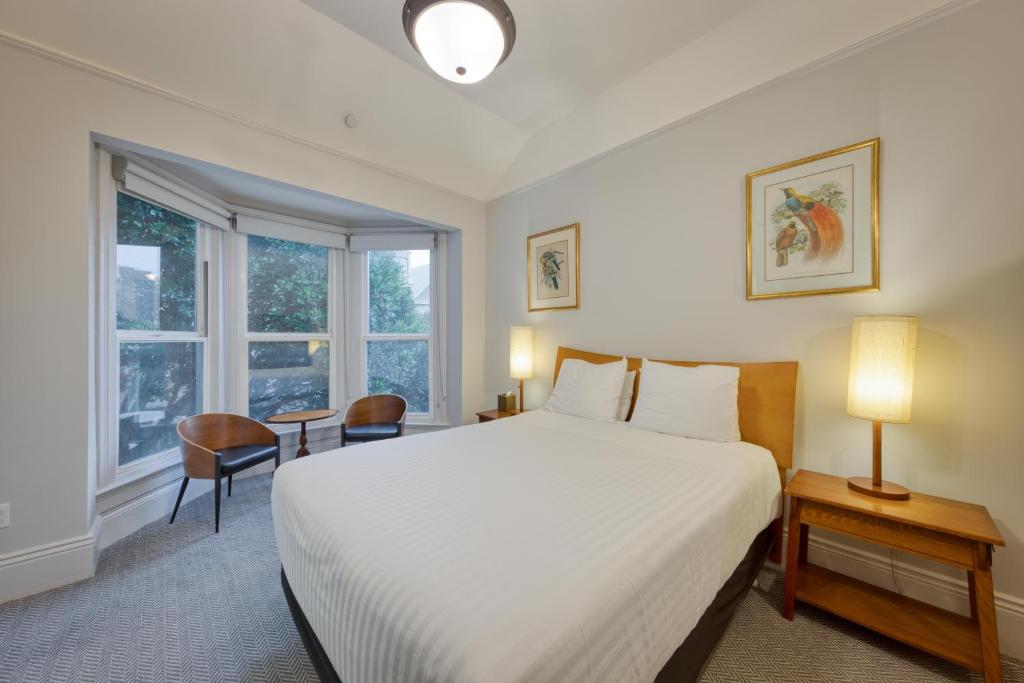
[629,359,741,442]
[544,357,627,422]
[615,370,637,421]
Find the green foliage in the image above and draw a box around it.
[813,181,847,213]
[248,341,330,422]
[366,252,431,412]
[247,235,328,333]
[116,192,197,331]
[770,202,793,229]
[116,193,201,464]
[369,252,430,334]
[119,342,200,464]
[368,340,429,413]
[789,230,809,253]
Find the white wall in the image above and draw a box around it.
[0,34,487,599]
[0,0,526,200]
[491,0,966,197]
[486,0,1024,654]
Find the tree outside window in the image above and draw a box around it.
[367,251,431,413]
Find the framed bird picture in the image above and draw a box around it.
[527,223,580,312]
[746,138,879,299]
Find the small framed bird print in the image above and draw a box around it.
[746,138,879,299]
[527,223,580,312]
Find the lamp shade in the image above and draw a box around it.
[509,326,534,380]
[846,316,918,424]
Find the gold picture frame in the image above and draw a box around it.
[527,223,580,312]
[746,138,879,300]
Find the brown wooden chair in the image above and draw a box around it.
[341,394,408,447]
[172,413,280,533]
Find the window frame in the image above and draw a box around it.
[95,150,223,492]
[349,235,446,426]
[232,226,346,429]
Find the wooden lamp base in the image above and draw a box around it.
[848,420,911,501]
[847,476,910,500]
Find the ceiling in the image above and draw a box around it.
[3,0,967,202]
[301,0,760,131]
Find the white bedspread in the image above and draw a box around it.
[272,410,781,683]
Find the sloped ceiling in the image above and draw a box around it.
[0,0,970,202]
[300,0,761,131]
[0,0,527,201]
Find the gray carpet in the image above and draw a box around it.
[0,474,1020,682]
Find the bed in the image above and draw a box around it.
[272,347,798,683]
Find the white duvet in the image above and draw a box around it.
[272,410,781,683]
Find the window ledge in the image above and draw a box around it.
[96,459,184,504]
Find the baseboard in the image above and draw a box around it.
[0,517,100,603]
[96,476,215,551]
[773,529,1024,659]
[3,422,463,603]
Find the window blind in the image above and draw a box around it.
[349,233,437,252]
[111,155,232,230]
[235,210,348,249]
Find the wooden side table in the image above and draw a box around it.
[783,470,1005,682]
[266,409,338,458]
[476,409,522,423]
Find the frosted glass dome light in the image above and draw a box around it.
[403,0,516,84]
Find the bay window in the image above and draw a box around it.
[97,149,449,495]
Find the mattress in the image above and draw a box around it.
[271,409,781,683]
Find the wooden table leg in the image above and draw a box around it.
[973,543,1001,682]
[297,421,310,458]
[783,498,803,620]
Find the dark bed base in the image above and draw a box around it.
[281,525,774,683]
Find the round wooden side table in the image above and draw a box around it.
[266,408,338,458]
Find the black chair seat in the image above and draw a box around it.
[218,444,279,474]
[344,423,401,441]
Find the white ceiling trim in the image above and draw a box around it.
[0,0,981,205]
[0,28,486,204]
[490,0,977,199]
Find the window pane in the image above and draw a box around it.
[248,341,330,422]
[119,342,202,465]
[368,250,430,334]
[367,340,429,413]
[248,235,328,334]
[116,192,197,331]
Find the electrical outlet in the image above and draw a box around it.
[0,503,9,529]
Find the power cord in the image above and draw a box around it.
[889,548,903,596]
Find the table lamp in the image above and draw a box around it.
[846,316,918,500]
[509,326,534,411]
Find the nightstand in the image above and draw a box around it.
[783,469,1005,682]
[476,409,522,423]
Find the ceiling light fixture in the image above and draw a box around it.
[403,0,516,85]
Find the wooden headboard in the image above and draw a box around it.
[553,346,798,478]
